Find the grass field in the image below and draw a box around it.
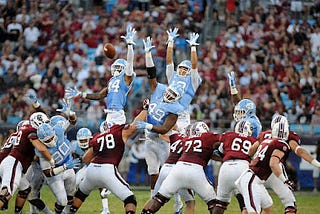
[9,186,320,213]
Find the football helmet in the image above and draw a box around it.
[29,112,50,129]
[233,99,256,122]
[100,120,112,133]
[111,58,127,76]
[181,124,193,136]
[191,121,209,136]
[76,128,92,149]
[163,85,182,103]
[16,120,30,132]
[50,115,68,128]
[271,114,289,129]
[177,60,191,77]
[272,121,289,140]
[235,119,253,136]
[37,123,57,147]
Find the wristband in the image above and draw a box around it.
[230,88,238,95]
[294,146,302,153]
[145,123,153,130]
[191,46,196,52]
[81,92,87,99]
[49,158,55,167]
[278,173,287,183]
[168,40,174,48]
[311,159,320,167]
[32,101,40,108]
[52,165,65,176]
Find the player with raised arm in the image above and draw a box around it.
[235,121,295,214]
[69,122,140,214]
[65,26,136,126]
[141,121,220,214]
[213,120,258,214]
[0,112,54,210]
[134,36,184,199]
[248,114,320,214]
[165,28,202,133]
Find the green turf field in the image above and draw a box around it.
[11,186,320,213]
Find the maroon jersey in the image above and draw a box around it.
[220,132,257,162]
[0,132,18,162]
[178,132,221,167]
[89,124,126,166]
[9,124,38,173]
[257,130,300,161]
[250,138,291,180]
[165,133,184,164]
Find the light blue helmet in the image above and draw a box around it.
[50,115,68,129]
[177,60,191,76]
[235,119,253,136]
[111,58,127,76]
[245,117,261,138]
[233,99,256,122]
[76,128,92,149]
[37,123,57,147]
[163,84,184,103]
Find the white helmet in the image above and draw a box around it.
[76,128,92,149]
[271,114,289,129]
[29,112,50,129]
[272,122,289,141]
[181,124,193,136]
[235,120,253,136]
[16,120,30,132]
[191,122,209,136]
[99,120,113,133]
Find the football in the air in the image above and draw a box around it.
[103,43,116,59]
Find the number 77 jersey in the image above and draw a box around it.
[178,132,221,167]
[89,124,127,167]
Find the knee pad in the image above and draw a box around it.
[55,202,65,214]
[214,199,229,210]
[17,186,31,199]
[152,193,169,206]
[207,199,217,211]
[124,194,137,206]
[74,189,88,202]
[28,198,46,210]
[285,206,297,213]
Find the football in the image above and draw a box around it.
[103,43,116,59]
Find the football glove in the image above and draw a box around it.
[121,26,136,45]
[143,37,155,53]
[186,32,199,46]
[26,93,40,108]
[166,27,179,44]
[227,71,238,95]
[65,87,85,99]
[135,121,153,130]
[56,98,74,116]
[64,158,81,170]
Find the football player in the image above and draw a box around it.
[65,26,136,127]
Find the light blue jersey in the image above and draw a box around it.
[71,141,86,158]
[36,125,72,167]
[105,71,136,110]
[146,83,184,127]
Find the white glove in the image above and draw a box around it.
[143,37,155,53]
[186,32,199,46]
[166,27,179,44]
[121,26,136,45]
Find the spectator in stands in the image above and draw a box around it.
[313,140,320,192]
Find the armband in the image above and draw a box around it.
[294,146,302,153]
[278,173,287,183]
[271,155,281,160]
[32,102,40,108]
[191,46,196,52]
[311,159,320,167]
[49,158,55,167]
[81,92,87,99]
[147,67,156,79]
[52,165,66,176]
[167,40,174,48]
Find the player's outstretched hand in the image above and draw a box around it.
[26,93,40,108]
[186,32,199,46]
[56,98,73,116]
[228,71,236,88]
[65,87,82,100]
[64,158,81,169]
[166,27,179,44]
[143,37,155,53]
[121,26,136,45]
[134,121,153,130]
